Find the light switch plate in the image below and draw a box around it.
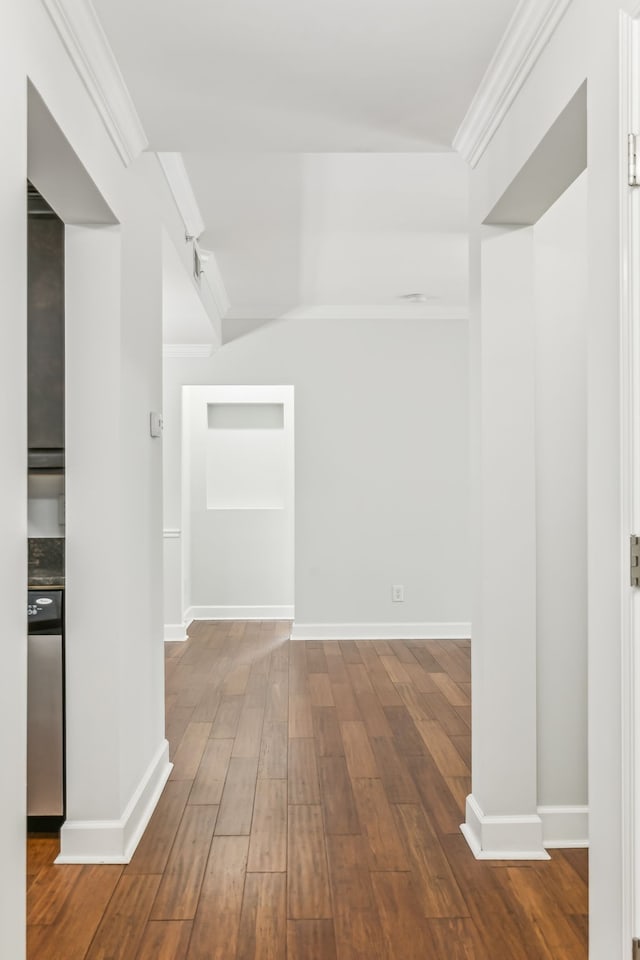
[150,412,164,438]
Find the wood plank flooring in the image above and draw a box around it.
[27,621,588,959]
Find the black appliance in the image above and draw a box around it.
[27,589,65,829]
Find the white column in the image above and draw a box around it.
[463,225,548,859]
[61,220,170,863]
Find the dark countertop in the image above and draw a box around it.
[28,571,65,589]
[28,537,64,590]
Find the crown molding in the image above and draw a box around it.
[279,304,469,322]
[163,343,213,359]
[42,0,148,166]
[157,153,205,240]
[453,0,573,168]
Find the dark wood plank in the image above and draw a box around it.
[188,835,249,960]
[236,872,287,960]
[265,668,289,723]
[330,680,362,721]
[306,646,329,673]
[288,804,332,919]
[379,654,412,685]
[424,691,470,735]
[28,864,83,925]
[325,834,388,960]
[210,695,243,739]
[427,918,488,959]
[215,757,259,836]
[247,778,287,872]
[350,778,408,871]
[318,756,361,836]
[289,737,321,804]
[27,837,59,881]
[289,687,315,738]
[313,706,345,758]
[340,720,379,778]
[393,803,469,918]
[135,921,192,960]
[495,865,586,959]
[431,671,471,706]
[415,719,470,777]
[406,754,466,835]
[165,705,195,758]
[370,736,420,803]
[169,721,212,781]
[189,738,233,805]
[383,705,427,755]
[27,865,122,960]
[85,875,160,959]
[232,706,265,759]
[150,805,218,920]
[287,919,338,960]
[308,672,335,707]
[126,781,192,876]
[440,835,538,960]
[370,871,436,960]
[223,663,251,695]
[259,720,289,779]
[558,848,589,887]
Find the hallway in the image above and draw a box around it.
[27,623,588,958]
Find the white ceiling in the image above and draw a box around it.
[92,0,517,327]
[183,152,470,320]
[93,0,518,153]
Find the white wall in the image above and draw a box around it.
[534,171,588,813]
[164,315,470,636]
[0,5,28,956]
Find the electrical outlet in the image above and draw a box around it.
[392,584,404,602]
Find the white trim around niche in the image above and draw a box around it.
[164,623,189,642]
[56,739,172,864]
[290,622,471,641]
[42,0,148,166]
[453,0,573,167]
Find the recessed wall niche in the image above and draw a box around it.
[206,402,286,510]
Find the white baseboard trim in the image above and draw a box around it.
[164,622,189,642]
[290,621,471,641]
[56,739,172,864]
[185,605,295,621]
[460,794,550,860]
[538,804,589,849]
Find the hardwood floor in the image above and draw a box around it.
[27,621,588,959]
